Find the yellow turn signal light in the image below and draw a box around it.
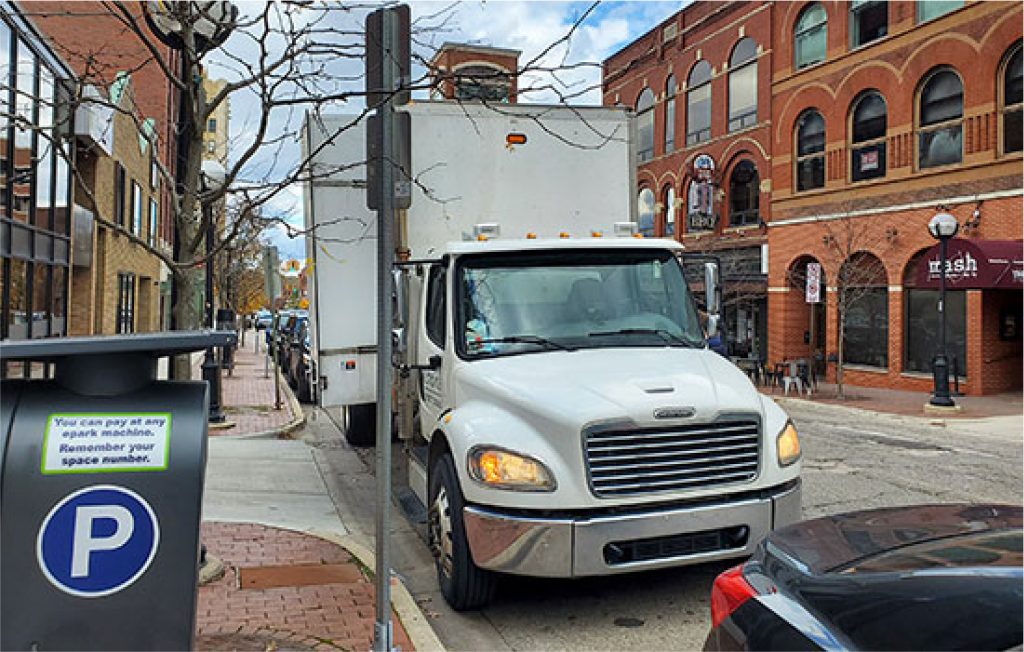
[777,422,801,466]
[468,448,556,491]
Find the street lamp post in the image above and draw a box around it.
[201,160,228,423]
[927,211,960,408]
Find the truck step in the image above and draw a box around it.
[395,487,427,525]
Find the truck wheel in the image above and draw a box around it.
[344,403,376,446]
[428,453,496,611]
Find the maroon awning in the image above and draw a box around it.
[915,239,1024,289]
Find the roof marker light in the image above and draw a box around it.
[559,231,571,239]
[591,230,603,238]
[526,232,537,239]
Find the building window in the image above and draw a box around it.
[1003,43,1023,154]
[663,185,676,236]
[150,155,159,188]
[850,91,887,182]
[795,3,827,69]
[917,0,962,23]
[149,198,158,246]
[918,68,963,169]
[206,140,216,154]
[453,64,512,102]
[840,252,888,368]
[116,272,136,334]
[664,75,676,153]
[905,289,966,375]
[115,163,126,227]
[728,161,759,227]
[728,38,758,132]
[687,180,715,232]
[686,60,712,146]
[638,187,655,236]
[207,118,217,132]
[795,109,826,191]
[636,88,655,162]
[850,0,887,49]
[131,181,143,235]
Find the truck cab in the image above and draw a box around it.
[405,234,802,610]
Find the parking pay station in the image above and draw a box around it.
[1,331,235,651]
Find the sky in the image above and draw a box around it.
[214,1,684,262]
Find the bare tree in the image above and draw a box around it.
[807,209,894,399]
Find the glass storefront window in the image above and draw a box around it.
[843,287,889,367]
[904,289,967,376]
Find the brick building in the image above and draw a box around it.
[28,0,180,335]
[429,42,520,103]
[605,0,1022,396]
[603,2,775,359]
[768,0,1022,396]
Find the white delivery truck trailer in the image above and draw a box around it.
[303,102,802,610]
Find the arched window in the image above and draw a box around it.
[638,187,655,236]
[728,38,758,132]
[453,64,512,102]
[850,0,888,49]
[850,91,887,181]
[663,185,676,236]
[686,60,712,145]
[728,161,760,227]
[918,68,963,169]
[795,109,825,191]
[794,3,827,69]
[1002,43,1022,154]
[636,88,655,162]
[840,252,889,368]
[687,179,714,232]
[664,75,677,152]
[918,0,961,23]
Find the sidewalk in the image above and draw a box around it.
[192,332,303,437]
[764,379,1022,419]
[197,329,441,651]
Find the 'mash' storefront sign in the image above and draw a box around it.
[916,239,1024,289]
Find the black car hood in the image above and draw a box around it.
[763,503,1022,575]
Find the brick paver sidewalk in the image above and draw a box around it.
[196,522,414,651]
[193,329,300,436]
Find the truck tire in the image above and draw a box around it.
[428,453,496,611]
[344,403,376,447]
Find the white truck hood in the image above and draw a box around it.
[456,346,762,428]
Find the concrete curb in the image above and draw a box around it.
[204,518,445,652]
[772,395,969,425]
[309,530,446,652]
[219,370,306,441]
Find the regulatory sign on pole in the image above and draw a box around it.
[366,111,412,211]
[806,262,822,304]
[365,5,411,108]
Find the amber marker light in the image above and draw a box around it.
[559,231,571,239]
[777,422,801,466]
[468,448,556,491]
[526,232,537,239]
[506,132,528,145]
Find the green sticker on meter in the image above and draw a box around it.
[40,413,172,474]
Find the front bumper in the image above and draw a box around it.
[462,480,801,578]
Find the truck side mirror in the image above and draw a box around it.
[704,262,721,340]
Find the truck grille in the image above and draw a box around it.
[584,420,760,497]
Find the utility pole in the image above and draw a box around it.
[365,6,410,652]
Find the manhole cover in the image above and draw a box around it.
[239,563,365,590]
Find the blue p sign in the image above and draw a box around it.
[37,485,160,598]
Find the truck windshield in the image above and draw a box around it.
[456,248,705,358]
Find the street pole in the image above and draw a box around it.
[373,9,396,651]
[930,235,954,406]
[201,201,226,422]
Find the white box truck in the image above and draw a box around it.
[303,102,802,610]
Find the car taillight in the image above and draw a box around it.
[710,563,758,629]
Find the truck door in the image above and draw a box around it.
[417,262,448,436]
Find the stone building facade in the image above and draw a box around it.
[429,43,520,103]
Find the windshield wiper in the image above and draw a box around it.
[588,328,702,348]
[474,335,576,352]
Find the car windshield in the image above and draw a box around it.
[457,248,704,358]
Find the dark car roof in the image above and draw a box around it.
[765,504,1022,575]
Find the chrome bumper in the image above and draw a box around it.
[462,480,801,578]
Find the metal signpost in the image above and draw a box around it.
[0,331,235,650]
[365,6,410,651]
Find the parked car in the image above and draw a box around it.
[255,309,272,330]
[277,311,307,371]
[287,320,315,402]
[704,504,1023,651]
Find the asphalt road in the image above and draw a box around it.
[305,399,1023,651]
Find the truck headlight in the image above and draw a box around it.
[777,422,801,467]
[467,447,556,491]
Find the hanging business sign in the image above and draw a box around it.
[687,154,717,232]
[806,262,822,303]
